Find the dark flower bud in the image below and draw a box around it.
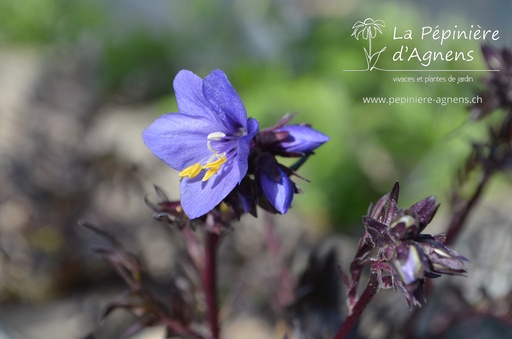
[363,182,469,307]
[409,196,439,232]
[368,181,400,225]
[389,213,420,240]
[418,239,468,276]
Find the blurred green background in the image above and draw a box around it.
[1,0,510,231]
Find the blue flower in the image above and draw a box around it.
[142,70,259,219]
[256,153,295,214]
[250,119,329,214]
[272,124,329,155]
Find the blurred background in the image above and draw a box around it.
[0,0,511,338]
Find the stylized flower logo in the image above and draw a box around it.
[351,18,385,40]
[351,18,386,71]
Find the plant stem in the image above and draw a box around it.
[445,172,489,245]
[346,238,373,312]
[334,273,379,339]
[203,231,221,339]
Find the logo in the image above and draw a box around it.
[346,18,500,72]
[351,18,387,71]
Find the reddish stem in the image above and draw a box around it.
[203,231,221,339]
[445,173,489,245]
[334,273,379,339]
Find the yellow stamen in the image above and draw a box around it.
[179,162,202,179]
[202,156,227,169]
[201,156,227,181]
[202,167,220,181]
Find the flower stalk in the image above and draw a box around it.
[334,273,379,339]
[445,172,489,245]
[203,230,221,339]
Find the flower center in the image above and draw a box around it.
[178,131,229,182]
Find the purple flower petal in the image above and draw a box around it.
[236,118,259,178]
[202,70,248,131]
[142,113,213,170]
[173,70,217,120]
[274,124,329,154]
[259,166,294,214]
[180,160,239,218]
